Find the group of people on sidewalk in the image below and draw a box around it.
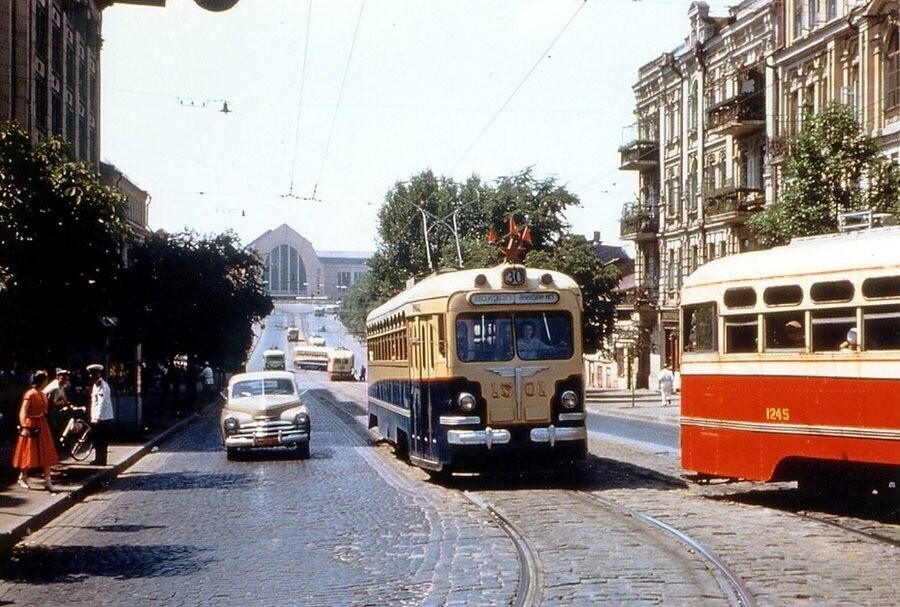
[11,364,113,493]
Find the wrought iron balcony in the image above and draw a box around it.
[618,122,659,170]
[703,179,765,224]
[706,91,765,137]
[620,203,659,241]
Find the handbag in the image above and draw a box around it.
[17,425,40,438]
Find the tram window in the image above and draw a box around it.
[723,287,756,309]
[455,313,513,362]
[863,305,900,350]
[515,312,574,360]
[765,312,805,349]
[811,308,856,351]
[724,314,758,353]
[862,276,900,299]
[811,280,854,303]
[763,285,803,306]
[682,303,716,352]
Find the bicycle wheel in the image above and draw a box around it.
[69,424,94,461]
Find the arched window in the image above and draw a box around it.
[688,81,698,133]
[886,28,900,112]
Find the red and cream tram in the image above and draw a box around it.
[679,227,900,494]
[365,263,588,474]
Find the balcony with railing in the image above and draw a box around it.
[618,122,659,170]
[706,90,765,137]
[620,202,659,241]
[703,177,765,224]
[767,135,792,165]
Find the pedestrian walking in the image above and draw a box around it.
[87,363,114,466]
[658,364,675,407]
[12,370,60,492]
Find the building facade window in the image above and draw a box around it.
[886,28,900,112]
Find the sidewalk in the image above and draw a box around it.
[0,400,213,559]
[584,388,681,425]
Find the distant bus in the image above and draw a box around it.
[293,345,330,370]
[327,347,355,381]
[263,348,287,371]
[287,327,300,342]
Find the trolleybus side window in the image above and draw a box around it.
[724,314,758,353]
[723,287,756,309]
[682,303,716,352]
[811,307,857,351]
[765,312,805,349]
[863,304,900,350]
[810,280,854,303]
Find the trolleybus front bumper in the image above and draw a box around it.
[446,424,586,448]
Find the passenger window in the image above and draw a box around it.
[863,305,900,350]
[723,287,756,309]
[724,314,757,353]
[765,312,805,349]
[763,285,803,306]
[863,276,900,299]
[811,308,856,352]
[810,280,854,303]
[682,303,717,352]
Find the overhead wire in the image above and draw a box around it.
[310,0,367,201]
[283,0,314,200]
[449,0,589,174]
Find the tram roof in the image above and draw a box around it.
[683,227,900,290]
[367,264,579,322]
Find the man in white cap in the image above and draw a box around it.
[87,364,113,465]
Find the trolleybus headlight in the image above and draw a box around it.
[560,390,578,409]
[474,274,487,286]
[541,273,554,285]
[223,417,240,434]
[457,392,477,412]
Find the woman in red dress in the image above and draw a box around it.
[12,370,60,492]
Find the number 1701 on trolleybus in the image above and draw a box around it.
[365,263,588,474]
[679,226,900,496]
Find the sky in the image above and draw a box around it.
[100,0,734,254]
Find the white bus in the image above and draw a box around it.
[293,345,330,370]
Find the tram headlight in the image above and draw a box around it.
[457,392,477,412]
[560,390,578,409]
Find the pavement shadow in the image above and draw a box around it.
[1,543,213,582]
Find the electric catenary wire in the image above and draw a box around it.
[310,0,367,201]
[449,0,589,174]
[284,0,314,200]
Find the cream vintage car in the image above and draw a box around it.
[220,370,311,460]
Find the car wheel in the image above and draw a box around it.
[296,441,310,459]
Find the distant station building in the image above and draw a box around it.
[246,224,371,301]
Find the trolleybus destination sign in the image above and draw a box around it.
[469,292,559,306]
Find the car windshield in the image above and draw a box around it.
[231,378,296,398]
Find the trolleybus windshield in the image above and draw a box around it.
[455,312,573,362]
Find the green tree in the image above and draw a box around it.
[119,230,272,371]
[347,167,619,352]
[748,103,900,247]
[0,122,128,367]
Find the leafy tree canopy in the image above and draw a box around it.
[343,168,620,351]
[119,230,273,371]
[748,103,900,247]
[0,122,128,366]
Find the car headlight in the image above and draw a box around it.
[223,417,239,434]
[457,392,477,412]
[560,390,578,409]
[294,413,310,430]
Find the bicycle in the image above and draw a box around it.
[59,406,94,461]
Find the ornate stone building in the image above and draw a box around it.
[617,0,900,389]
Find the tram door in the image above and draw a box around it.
[409,316,436,461]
